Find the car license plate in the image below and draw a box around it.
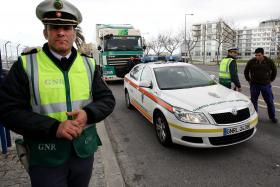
[224,124,250,136]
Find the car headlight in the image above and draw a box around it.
[173,107,209,124]
[248,102,256,116]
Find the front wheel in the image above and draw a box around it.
[154,112,172,147]
[125,90,133,109]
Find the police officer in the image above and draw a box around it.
[244,48,277,123]
[0,0,115,186]
[219,48,241,91]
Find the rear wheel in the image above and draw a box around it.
[125,90,133,109]
[154,112,172,146]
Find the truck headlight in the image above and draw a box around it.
[248,102,256,116]
[173,107,209,124]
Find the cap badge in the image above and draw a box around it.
[56,11,62,18]
[54,0,63,10]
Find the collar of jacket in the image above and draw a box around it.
[42,43,78,71]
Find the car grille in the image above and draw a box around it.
[209,128,254,146]
[210,108,250,124]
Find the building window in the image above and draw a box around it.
[245,52,251,56]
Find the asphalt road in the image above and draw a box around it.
[104,64,280,187]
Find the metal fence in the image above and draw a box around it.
[0,39,26,69]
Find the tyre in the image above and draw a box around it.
[125,90,133,109]
[154,112,172,146]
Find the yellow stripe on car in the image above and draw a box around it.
[169,123,223,133]
[170,116,258,133]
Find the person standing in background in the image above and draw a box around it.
[244,47,277,123]
[219,48,242,91]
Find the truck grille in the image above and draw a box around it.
[107,55,131,66]
[210,108,250,124]
[209,128,254,146]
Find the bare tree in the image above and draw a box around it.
[75,26,85,50]
[160,31,181,56]
[184,30,200,63]
[149,35,165,56]
[270,25,280,67]
[144,43,152,56]
[213,18,235,64]
[142,38,152,55]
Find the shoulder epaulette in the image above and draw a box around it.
[21,48,40,56]
[80,53,93,58]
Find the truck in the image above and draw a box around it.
[93,24,145,81]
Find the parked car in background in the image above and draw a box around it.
[124,62,258,148]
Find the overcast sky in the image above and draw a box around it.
[0,0,279,47]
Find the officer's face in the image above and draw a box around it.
[44,25,76,56]
[229,51,238,58]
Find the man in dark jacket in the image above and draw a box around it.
[219,48,241,91]
[0,0,115,186]
[128,56,139,71]
[244,48,277,123]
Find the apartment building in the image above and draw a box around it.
[185,21,235,62]
[185,19,280,62]
[236,19,280,60]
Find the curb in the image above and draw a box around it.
[96,121,126,187]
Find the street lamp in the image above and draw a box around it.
[4,41,11,68]
[16,44,21,57]
[184,13,194,63]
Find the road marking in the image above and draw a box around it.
[258,99,280,106]
[259,104,280,112]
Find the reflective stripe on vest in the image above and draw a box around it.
[21,49,95,121]
[219,58,233,79]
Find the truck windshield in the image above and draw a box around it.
[105,36,142,51]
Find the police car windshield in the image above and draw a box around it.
[154,66,216,90]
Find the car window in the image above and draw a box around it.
[140,66,153,82]
[130,65,143,81]
[154,66,216,90]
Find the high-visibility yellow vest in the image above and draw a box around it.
[20,49,101,167]
[219,58,233,80]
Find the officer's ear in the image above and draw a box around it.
[43,25,48,40]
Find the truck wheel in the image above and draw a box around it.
[154,112,172,147]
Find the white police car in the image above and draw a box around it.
[124,62,258,148]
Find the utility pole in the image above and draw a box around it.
[203,25,206,64]
[0,48,2,83]
[16,44,21,57]
[4,41,11,68]
[184,13,194,63]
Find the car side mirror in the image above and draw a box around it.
[139,80,152,88]
[143,45,146,50]
[97,46,102,51]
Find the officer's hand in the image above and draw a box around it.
[67,109,88,128]
[56,120,82,140]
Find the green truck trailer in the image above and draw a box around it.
[93,24,145,81]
